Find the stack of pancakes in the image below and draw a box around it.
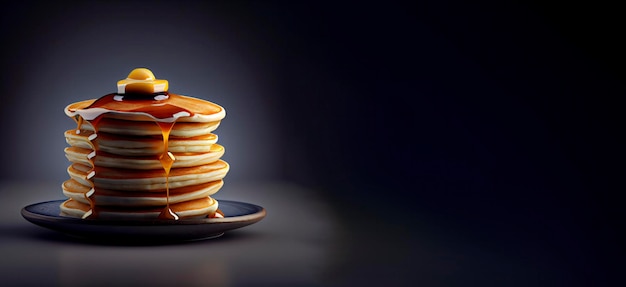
[59,69,229,220]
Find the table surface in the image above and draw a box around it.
[1,181,616,286]
[1,181,344,287]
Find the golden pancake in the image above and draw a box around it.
[78,117,222,137]
[62,179,223,206]
[64,94,226,123]
[64,145,225,170]
[65,130,218,156]
[60,196,219,219]
[66,160,229,191]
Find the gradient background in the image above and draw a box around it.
[1,1,623,286]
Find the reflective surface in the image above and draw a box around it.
[1,181,339,286]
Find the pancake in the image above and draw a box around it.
[59,68,229,220]
[65,130,218,156]
[60,196,219,219]
[64,94,226,123]
[78,117,222,137]
[66,160,229,191]
[64,144,225,169]
[62,179,224,206]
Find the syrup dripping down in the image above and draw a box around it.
[157,121,179,220]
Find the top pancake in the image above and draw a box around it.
[65,93,225,123]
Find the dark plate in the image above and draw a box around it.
[21,199,266,242]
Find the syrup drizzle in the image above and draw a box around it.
[157,121,179,220]
[73,92,193,220]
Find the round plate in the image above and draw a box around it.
[21,199,266,242]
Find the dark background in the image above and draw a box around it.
[1,1,623,286]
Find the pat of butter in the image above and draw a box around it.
[117,68,169,94]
